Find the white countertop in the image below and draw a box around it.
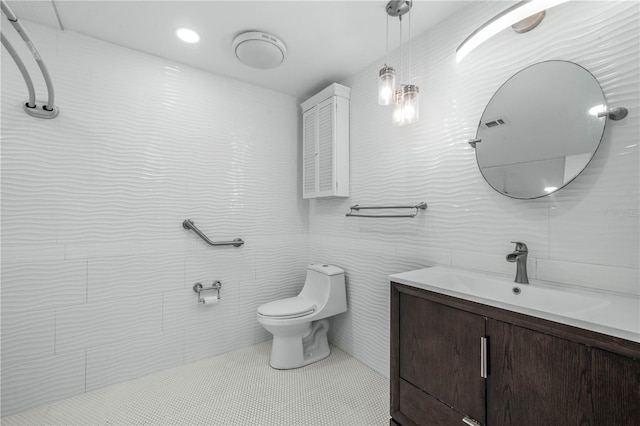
[390,266,640,343]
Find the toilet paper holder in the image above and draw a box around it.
[193,280,222,303]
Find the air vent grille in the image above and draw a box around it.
[482,116,510,129]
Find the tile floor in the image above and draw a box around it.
[1,341,389,425]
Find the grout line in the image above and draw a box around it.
[84,349,87,393]
[53,309,57,355]
[51,0,65,31]
[85,259,89,303]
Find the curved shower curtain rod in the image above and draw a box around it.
[1,0,59,119]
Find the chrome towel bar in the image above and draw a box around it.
[182,219,244,247]
[346,202,427,218]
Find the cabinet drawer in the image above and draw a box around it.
[398,379,478,426]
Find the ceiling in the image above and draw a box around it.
[5,1,473,100]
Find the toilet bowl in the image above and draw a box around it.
[257,264,347,369]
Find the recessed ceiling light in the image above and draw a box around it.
[176,28,200,44]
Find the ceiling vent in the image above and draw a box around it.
[482,116,510,129]
[232,31,287,69]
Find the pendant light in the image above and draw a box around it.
[392,89,405,126]
[391,13,405,127]
[378,15,396,106]
[382,1,419,126]
[401,7,419,124]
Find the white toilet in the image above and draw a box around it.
[257,264,347,369]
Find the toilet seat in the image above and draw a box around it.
[258,297,317,319]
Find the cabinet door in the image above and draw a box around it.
[316,97,335,197]
[399,294,486,425]
[302,105,317,198]
[590,347,640,425]
[302,97,338,198]
[487,319,593,425]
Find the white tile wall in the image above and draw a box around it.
[1,260,87,314]
[87,254,184,301]
[312,1,640,377]
[0,351,86,416]
[1,20,304,416]
[0,309,56,366]
[55,294,164,354]
[85,330,184,392]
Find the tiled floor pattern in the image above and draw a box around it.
[1,341,389,425]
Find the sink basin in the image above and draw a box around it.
[389,266,640,343]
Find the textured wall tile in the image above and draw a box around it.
[185,239,255,285]
[55,295,163,354]
[1,244,66,264]
[395,243,452,268]
[1,259,87,314]
[537,259,640,295]
[64,241,141,260]
[86,330,184,392]
[88,253,184,301]
[1,309,55,366]
[548,122,640,268]
[1,351,85,417]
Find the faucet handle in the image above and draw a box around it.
[510,241,528,252]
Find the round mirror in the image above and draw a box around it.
[474,60,607,199]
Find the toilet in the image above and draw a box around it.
[257,264,347,369]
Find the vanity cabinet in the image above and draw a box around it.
[300,83,350,199]
[390,282,640,426]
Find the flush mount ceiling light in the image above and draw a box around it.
[232,31,287,69]
[176,27,200,43]
[456,0,569,63]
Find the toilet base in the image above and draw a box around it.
[268,319,330,369]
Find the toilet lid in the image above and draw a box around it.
[258,297,317,319]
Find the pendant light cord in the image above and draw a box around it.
[399,15,403,87]
[385,14,389,66]
[408,8,412,84]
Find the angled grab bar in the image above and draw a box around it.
[182,219,244,247]
[346,202,427,218]
[1,0,59,119]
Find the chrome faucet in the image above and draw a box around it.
[506,242,529,284]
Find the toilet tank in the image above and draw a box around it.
[300,264,347,317]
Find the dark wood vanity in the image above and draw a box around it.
[390,281,640,426]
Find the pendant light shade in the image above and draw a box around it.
[392,88,405,127]
[401,84,419,124]
[378,65,396,105]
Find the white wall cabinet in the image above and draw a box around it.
[301,83,350,199]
